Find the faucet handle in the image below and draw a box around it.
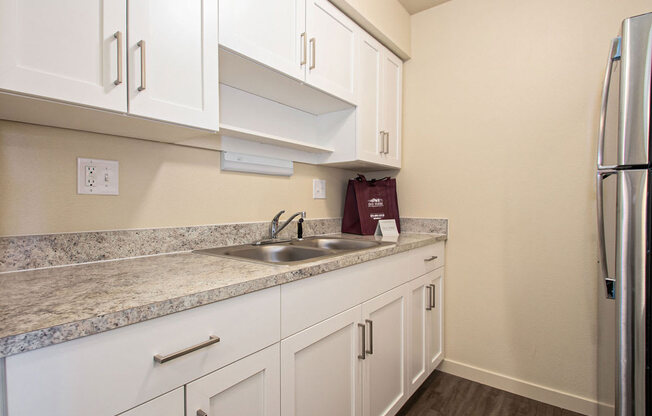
[300,211,306,219]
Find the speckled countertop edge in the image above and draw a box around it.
[0,233,446,358]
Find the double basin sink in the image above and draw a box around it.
[194,236,395,265]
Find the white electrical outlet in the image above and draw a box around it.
[78,158,119,195]
[313,179,326,199]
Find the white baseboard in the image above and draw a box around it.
[438,359,598,416]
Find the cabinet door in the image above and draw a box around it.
[281,306,362,416]
[380,49,402,167]
[0,0,127,111]
[427,269,444,372]
[128,0,219,130]
[361,285,408,416]
[186,344,280,416]
[219,0,306,80]
[119,388,184,416]
[305,0,357,104]
[406,274,431,395]
[356,32,383,164]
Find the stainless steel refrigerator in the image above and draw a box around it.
[597,11,652,416]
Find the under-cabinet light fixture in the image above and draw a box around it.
[220,151,294,176]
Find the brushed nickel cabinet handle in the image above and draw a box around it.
[197,410,207,416]
[379,131,385,154]
[137,40,147,91]
[358,323,366,359]
[426,285,432,311]
[113,31,123,86]
[300,32,307,66]
[384,132,390,154]
[154,335,220,364]
[365,319,374,355]
[430,284,436,308]
[424,255,438,262]
[309,37,316,70]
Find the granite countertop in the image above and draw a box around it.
[0,232,445,358]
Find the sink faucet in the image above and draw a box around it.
[270,210,306,240]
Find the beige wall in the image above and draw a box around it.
[399,0,650,406]
[330,0,411,59]
[0,121,353,236]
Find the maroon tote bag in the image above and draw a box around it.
[342,175,401,235]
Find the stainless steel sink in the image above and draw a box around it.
[290,237,382,251]
[193,236,394,265]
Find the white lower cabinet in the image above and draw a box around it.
[361,285,408,416]
[281,306,363,416]
[119,388,184,416]
[3,243,444,416]
[427,269,444,372]
[186,344,281,416]
[406,274,431,394]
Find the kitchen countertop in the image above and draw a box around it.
[0,232,445,358]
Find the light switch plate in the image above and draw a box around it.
[313,179,326,199]
[77,158,119,195]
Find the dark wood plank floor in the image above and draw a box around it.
[396,371,585,416]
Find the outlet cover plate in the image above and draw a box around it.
[77,158,119,195]
[313,179,326,199]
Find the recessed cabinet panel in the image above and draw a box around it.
[186,344,280,416]
[281,306,362,416]
[305,0,357,104]
[380,50,402,167]
[219,0,305,80]
[362,286,408,416]
[128,0,219,130]
[356,33,383,164]
[407,275,430,394]
[0,0,127,111]
[427,269,444,372]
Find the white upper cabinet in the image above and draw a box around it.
[380,50,402,167]
[128,0,219,130]
[305,0,357,104]
[356,32,384,165]
[219,0,306,81]
[0,0,127,112]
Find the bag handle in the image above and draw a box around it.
[355,174,391,184]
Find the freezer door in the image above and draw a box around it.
[598,38,621,170]
[598,171,618,415]
[618,13,652,167]
[616,169,649,416]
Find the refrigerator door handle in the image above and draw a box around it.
[596,171,616,299]
[597,37,621,170]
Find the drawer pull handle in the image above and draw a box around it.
[137,40,147,91]
[154,335,220,364]
[430,284,436,308]
[113,31,123,85]
[424,255,438,262]
[365,319,374,355]
[426,285,432,311]
[358,323,366,360]
[197,411,208,416]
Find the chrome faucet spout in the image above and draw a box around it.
[270,210,306,239]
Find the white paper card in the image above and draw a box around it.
[375,219,399,237]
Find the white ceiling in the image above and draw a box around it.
[398,0,451,15]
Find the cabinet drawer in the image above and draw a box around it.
[6,286,280,416]
[418,241,444,275]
